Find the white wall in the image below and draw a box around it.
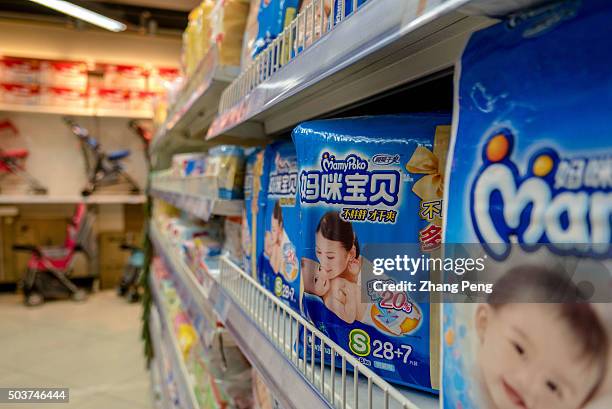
[1,113,148,196]
[0,20,181,66]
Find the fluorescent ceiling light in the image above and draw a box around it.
[28,0,127,32]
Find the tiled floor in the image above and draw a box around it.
[0,291,153,409]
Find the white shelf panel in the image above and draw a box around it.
[0,103,152,119]
[0,195,146,204]
[149,46,240,154]
[150,273,200,409]
[206,0,547,141]
[149,221,439,409]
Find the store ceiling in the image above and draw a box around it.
[0,0,192,33]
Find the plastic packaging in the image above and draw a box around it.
[442,1,612,407]
[293,114,450,391]
[211,0,251,67]
[252,0,299,57]
[242,148,267,276]
[257,141,300,312]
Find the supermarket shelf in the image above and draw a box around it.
[0,194,146,204]
[150,272,200,409]
[150,46,240,154]
[0,103,152,119]
[207,0,548,140]
[150,173,243,220]
[149,221,439,409]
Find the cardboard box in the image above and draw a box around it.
[98,231,131,290]
[0,83,40,105]
[0,57,40,84]
[40,60,88,91]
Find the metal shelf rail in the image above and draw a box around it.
[149,221,438,409]
[206,0,546,140]
[150,46,239,153]
[150,273,201,409]
[150,173,243,220]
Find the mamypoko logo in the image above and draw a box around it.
[470,129,611,260]
[300,152,401,206]
[321,152,368,172]
[372,154,400,166]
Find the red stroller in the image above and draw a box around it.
[13,203,96,306]
[0,120,47,194]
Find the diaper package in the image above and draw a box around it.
[257,141,301,312]
[252,0,299,58]
[206,145,246,199]
[293,114,450,391]
[442,1,612,408]
[242,148,267,277]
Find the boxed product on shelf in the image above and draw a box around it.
[293,114,451,392]
[211,0,251,67]
[205,145,246,199]
[103,64,147,91]
[127,91,156,112]
[93,88,129,110]
[39,60,88,91]
[0,56,40,84]
[251,0,298,59]
[242,148,266,277]
[148,67,181,93]
[0,83,40,105]
[442,1,612,408]
[257,141,300,312]
[40,86,88,108]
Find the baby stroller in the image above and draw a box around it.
[117,242,144,303]
[64,118,141,196]
[0,119,47,194]
[13,203,96,306]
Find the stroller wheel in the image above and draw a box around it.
[127,289,140,303]
[72,289,87,302]
[25,292,44,307]
[81,189,92,196]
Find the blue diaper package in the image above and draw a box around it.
[443,1,612,408]
[242,148,267,277]
[257,140,301,312]
[252,0,298,57]
[293,114,451,391]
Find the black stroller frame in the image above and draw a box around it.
[64,118,141,196]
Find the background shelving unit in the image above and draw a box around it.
[0,103,152,119]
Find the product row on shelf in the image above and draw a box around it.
[0,56,179,115]
[148,1,612,408]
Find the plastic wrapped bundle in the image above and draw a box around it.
[211,0,250,67]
